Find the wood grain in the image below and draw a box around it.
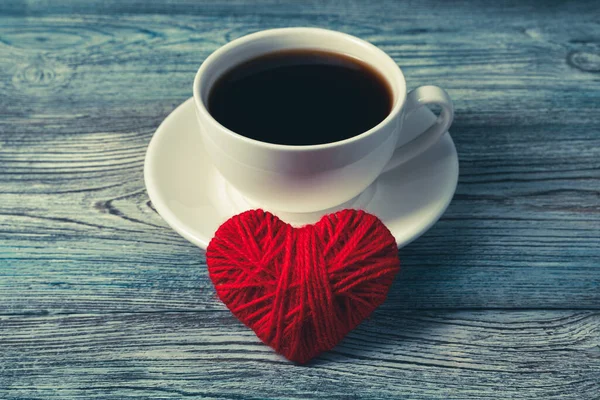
[2,311,599,399]
[1,0,599,398]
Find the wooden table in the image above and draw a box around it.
[1,1,599,398]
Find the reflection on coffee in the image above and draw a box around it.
[208,49,393,146]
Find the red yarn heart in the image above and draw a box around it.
[206,209,400,364]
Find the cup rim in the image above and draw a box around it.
[193,27,407,152]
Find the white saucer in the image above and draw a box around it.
[144,98,459,250]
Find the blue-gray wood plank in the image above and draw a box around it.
[1,1,599,399]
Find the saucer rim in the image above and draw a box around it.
[145,97,458,250]
[145,99,207,247]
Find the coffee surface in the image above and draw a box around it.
[208,49,392,146]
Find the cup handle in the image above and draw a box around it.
[382,85,454,173]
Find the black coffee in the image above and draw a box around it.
[208,49,392,145]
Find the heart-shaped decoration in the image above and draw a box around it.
[206,209,400,364]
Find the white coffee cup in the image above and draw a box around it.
[193,27,454,213]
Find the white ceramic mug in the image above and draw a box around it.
[193,27,454,213]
